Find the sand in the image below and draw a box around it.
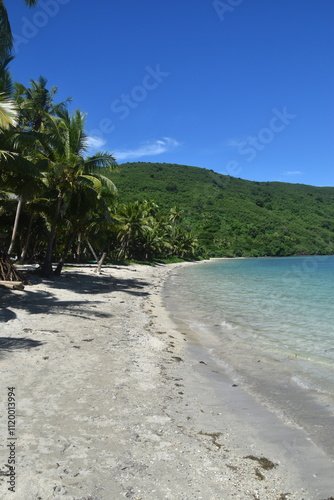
[0,262,333,500]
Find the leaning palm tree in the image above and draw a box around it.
[38,108,117,276]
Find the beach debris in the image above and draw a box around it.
[232,384,238,387]
[254,468,265,480]
[244,455,277,482]
[199,360,207,365]
[198,431,223,449]
[0,280,24,290]
[171,356,183,362]
[244,455,277,470]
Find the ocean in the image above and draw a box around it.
[164,256,334,458]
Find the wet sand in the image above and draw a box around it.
[0,263,333,499]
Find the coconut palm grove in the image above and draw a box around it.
[0,1,333,278]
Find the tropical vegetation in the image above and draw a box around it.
[0,1,333,279]
[0,78,199,274]
[111,162,334,258]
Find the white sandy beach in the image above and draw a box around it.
[0,262,333,500]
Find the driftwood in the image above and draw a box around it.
[0,281,24,290]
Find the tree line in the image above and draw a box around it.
[112,162,334,258]
[0,1,199,277]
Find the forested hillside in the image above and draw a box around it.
[112,162,334,257]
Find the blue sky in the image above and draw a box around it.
[7,0,334,187]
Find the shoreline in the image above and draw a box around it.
[0,262,333,499]
[163,258,334,461]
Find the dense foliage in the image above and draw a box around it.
[112,162,334,257]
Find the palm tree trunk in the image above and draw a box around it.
[19,212,34,264]
[7,196,23,255]
[85,238,98,261]
[40,192,62,277]
[54,231,75,276]
[76,233,81,262]
[94,252,106,274]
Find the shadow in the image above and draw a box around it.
[0,336,45,360]
[0,288,114,323]
[0,269,151,323]
[0,337,44,351]
[47,271,151,297]
[0,307,16,323]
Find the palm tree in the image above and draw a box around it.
[15,76,71,131]
[168,205,183,238]
[38,108,117,276]
[53,176,116,275]
[115,200,154,260]
[6,161,45,255]
[4,78,71,256]
[174,229,198,258]
[0,0,38,59]
[0,0,38,272]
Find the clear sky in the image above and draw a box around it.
[7,0,334,187]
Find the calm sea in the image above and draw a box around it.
[164,256,334,457]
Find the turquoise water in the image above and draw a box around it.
[164,256,334,456]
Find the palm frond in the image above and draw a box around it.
[85,151,118,172]
[0,92,17,128]
[80,173,117,196]
[0,149,16,160]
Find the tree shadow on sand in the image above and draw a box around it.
[46,270,152,297]
[0,269,151,323]
[0,288,114,323]
[0,337,44,360]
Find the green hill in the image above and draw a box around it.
[111,162,334,257]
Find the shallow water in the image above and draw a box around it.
[164,256,334,458]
